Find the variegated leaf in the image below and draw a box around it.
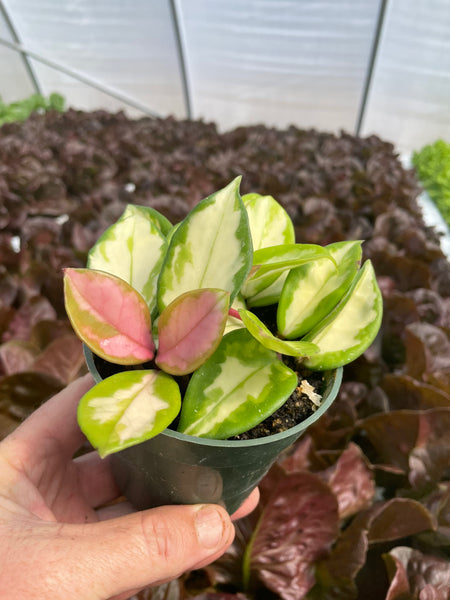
[242,193,295,250]
[156,288,230,376]
[165,221,181,245]
[278,240,363,338]
[241,244,334,300]
[239,309,319,357]
[302,260,383,370]
[78,370,181,457]
[177,329,298,439]
[88,204,169,314]
[157,177,252,310]
[64,268,155,364]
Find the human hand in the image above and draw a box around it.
[0,375,259,600]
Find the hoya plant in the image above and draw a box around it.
[64,177,382,457]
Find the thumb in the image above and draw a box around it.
[55,504,235,599]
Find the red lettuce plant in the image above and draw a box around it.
[63,178,381,455]
[0,111,448,599]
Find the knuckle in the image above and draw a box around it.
[139,512,181,562]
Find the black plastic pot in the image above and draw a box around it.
[84,347,342,514]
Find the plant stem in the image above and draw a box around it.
[241,513,263,592]
[228,307,242,320]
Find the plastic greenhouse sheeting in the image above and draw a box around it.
[0,0,450,153]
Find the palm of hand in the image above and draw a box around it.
[0,376,119,525]
[0,375,258,600]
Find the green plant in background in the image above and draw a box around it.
[0,92,64,125]
[412,139,450,227]
[63,177,382,457]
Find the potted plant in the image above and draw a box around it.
[64,177,382,513]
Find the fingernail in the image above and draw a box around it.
[195,506,226,549]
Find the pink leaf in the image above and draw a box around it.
[156,288,230,375]
[64,268,154,365]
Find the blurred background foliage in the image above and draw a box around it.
[413,140,450,228]
[0,105,449,599]
[0,92,64,125]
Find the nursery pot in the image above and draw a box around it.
[84,347,342,514]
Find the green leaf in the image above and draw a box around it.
[77,370,181,457]
[239,309,319,357]
[64,268,155,365]
[157,177,253,310]
[156,288,230,375]
[177,329,298,439]
[412,139,450,226]
[165,221,182,246]
[88,204,170,314]
[241,244,335,301]
[48,92,65,112]
[245,272,289,308]
[242,193,295,250]
[302,260,383,370]
[278,240,363,338]
[136,205,173,236]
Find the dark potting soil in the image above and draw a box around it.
[92,353,155,378]
[92,353,325,441]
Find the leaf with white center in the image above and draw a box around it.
[302,260,383,370]
[242,193,295,250]
[241,244,334,300]
[77,370,181,457]
[156,288,230,376]
[278,240,363,339]
[64,268,155,365]
[157,177,252,310]
[88,204,169,314]
[239,309,319,357]
[177,329,298,439]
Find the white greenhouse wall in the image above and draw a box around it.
[0,9,35,103]
[360,0,450,153]
[1,0,450,154]
[176,0,380,133]
[1,0,186,117]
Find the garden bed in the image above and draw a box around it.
[0,110,449,599]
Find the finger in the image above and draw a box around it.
[110,587,146,600]
[51,504,235,598]
[5,375,94,462]
[75,452,120,508]
[97,500,135,521]
[231,487,260,520]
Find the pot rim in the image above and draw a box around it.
[84,345,342,448]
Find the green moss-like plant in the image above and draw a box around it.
[412,139,450,226]
[0,93,64,126]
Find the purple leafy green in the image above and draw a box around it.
[1,110,449,600]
